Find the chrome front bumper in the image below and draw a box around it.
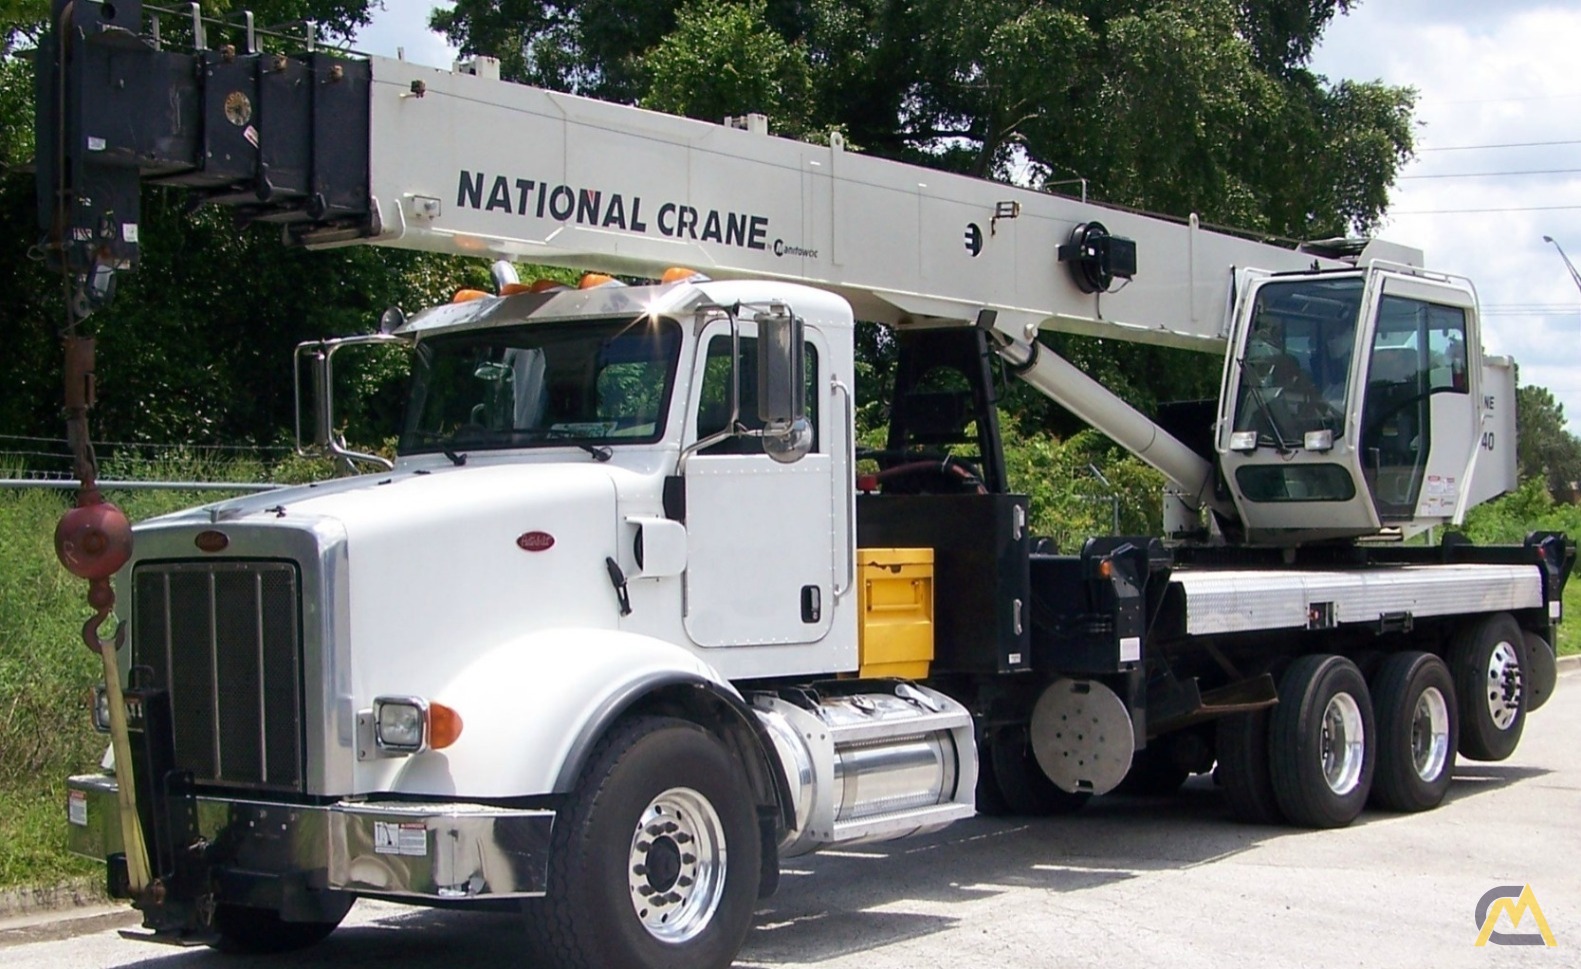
[66,774,554,900]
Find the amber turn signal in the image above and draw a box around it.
[428,702,464,750]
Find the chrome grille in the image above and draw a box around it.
[131,561,304,790]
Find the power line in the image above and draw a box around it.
[1400,168,1581,180]
[1420,139,1581,153]
[1390,204,1581,216]
[1424,93,1581,106]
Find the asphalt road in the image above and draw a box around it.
[5,669,1577,969]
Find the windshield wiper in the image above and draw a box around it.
[579,444,613,462]
[1237,359,1296,454]
[441,448,467,466]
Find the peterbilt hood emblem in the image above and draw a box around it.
[517,531,555,552]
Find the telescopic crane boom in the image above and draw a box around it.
[37,0,1516,542]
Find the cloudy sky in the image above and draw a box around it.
[354,2,1581,427]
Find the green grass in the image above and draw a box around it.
[0,452,305,890]
[1459,478,1581,656]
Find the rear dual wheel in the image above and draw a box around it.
[1269,655,1376,829]
[1451,614,1526,762]
[1369,651,1457,813]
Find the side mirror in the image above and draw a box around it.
[378,306,407,334]
[293,332,409,473]
[756,305,812,464]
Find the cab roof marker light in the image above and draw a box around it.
[579,273,625,289]
[661,266,709,283]
[451,288,491,303]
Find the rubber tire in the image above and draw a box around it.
[209,902,345,954]
[1114,743,1190,797]
[987,725,1090,816]
[1523,631,1558,713]
[1269,655,1375,829]
[1450,613,1526,762]
[973,733,1013,817]
[1368,651,1457,813]
[1215,710,1283,824]
[523,716,760,969]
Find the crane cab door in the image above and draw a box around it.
[1217,268,1481,542]
[680,318,838,651]
[1354,271,1479,523]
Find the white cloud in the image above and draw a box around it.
[1314,4,1581,429]
[351,2,457,68]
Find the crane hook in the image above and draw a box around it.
[81,577,126,656]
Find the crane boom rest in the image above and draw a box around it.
[36,5,1570,969]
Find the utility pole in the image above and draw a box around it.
[1542,235,1581,297]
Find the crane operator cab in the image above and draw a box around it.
[1215,266,1497,545]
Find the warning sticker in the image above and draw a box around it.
[373,821,427,857]
[67,790,88,827]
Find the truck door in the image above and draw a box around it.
[681,318,837,649]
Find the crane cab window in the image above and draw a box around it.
[1361,297,1469,516]
[695,335,818,455]
[1233,276,1363,448]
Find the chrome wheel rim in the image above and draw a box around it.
[1320,692,1366,796]
[627,786,727,944]
[1486,641,1523,730]
[1410,686,1451,781]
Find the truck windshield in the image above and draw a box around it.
[399,316,683,455]
[1233,276,1364,445]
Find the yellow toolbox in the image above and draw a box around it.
[856,548,935,679]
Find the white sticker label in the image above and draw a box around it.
[1120,636,1142,663]
[373,820,427,856]
[1551,601,1561,620]
[243,124,260,148]
[67,790,88,827]
[87,136,106,151]
[122,223,138,243]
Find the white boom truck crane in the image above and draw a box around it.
[37,4,1573,968]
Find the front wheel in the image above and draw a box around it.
[524,716,761,969]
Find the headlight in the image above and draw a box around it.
[371,696,465,756]
[374,697,428,752]
[91,685,111,734]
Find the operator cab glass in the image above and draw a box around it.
[399,317,683,455]
[1361,295,1469,518]
[1220,266,1483,543]
[1232,276,1362,451]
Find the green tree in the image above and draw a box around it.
[0,0,474,453]
[1516,385,1581,501]
[437,0,1413,237]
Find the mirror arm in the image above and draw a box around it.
[293,333,408,472]
[679,310,743,474]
